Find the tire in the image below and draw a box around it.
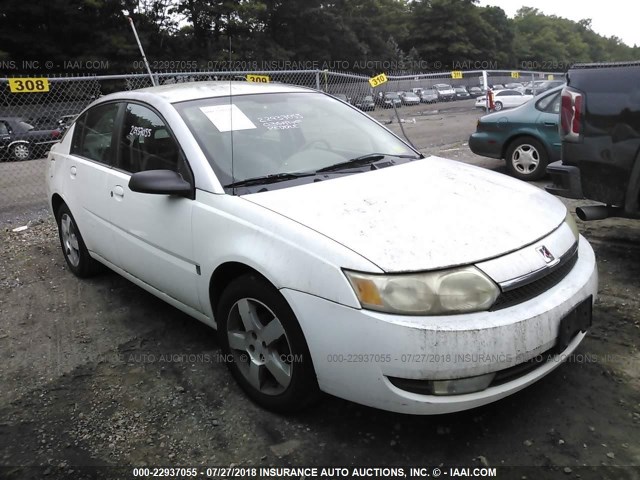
[217,274,320,412]
[494,101,503,111]
[55,203,100,277]
[11,143,30,161]
[505,136,549,181]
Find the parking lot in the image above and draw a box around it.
[1,99,639,479]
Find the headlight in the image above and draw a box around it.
[565,211,580,242]
[344,266,500,315]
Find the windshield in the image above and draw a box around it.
[385,92,399,99]
[175,91,416,187]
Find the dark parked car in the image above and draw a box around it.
[454,87,471,100]
[469,86,563,181]
[354,95,375,111]
[420,88,439,103]
[0,117,61,161]
[377,92,402,108]
[468,86,484,98]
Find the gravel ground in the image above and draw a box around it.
[0,101,639,480]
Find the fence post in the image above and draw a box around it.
[315,70,321,91]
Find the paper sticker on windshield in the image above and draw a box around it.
[200,104,257,132]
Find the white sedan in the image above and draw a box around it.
[47,82,597,414]
[475,89,534,111]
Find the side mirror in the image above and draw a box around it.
[128,170,194,199]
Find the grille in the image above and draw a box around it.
[490,250,579,311]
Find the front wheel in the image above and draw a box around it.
[217,274,319,412]
[494,101,503,111]
[11,143,30,161]
[505,137,549,181]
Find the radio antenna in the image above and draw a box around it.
[229,36,235,187]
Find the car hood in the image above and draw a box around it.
[243,157,566,272]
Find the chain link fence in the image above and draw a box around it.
[0,68,561,221]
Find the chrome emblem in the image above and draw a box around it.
[536,245,555,264]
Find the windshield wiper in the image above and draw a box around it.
[315,153,420,173]
[224,171,315,188]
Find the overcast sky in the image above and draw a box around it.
[477,1,639,48]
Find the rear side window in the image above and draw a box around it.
[71,103,120,165]
[536,92,561,114]
[0,122,9,136]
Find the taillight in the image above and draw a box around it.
[572,95,583,134]
[52,130,61,138]
[560,88,583,141]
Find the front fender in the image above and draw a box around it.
[192,190,380,319]
[7,140,29,149]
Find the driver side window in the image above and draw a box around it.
[117,103,192,183]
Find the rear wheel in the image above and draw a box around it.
[505,137,549,181]
[55,204,100,277]
[494,101,503,111]
[217,274,319,412]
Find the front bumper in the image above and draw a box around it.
[282,237,597,414]
[546,160,584,199]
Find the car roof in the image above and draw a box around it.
[102,81,315,104]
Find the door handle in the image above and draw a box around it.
[544,122,557,127]
[112,185,125,200]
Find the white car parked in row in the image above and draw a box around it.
[47,82,597,414]
[475,89,534,111]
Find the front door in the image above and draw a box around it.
[107,102,201,311]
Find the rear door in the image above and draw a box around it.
[534,90,562,160]
[64,102,122,264]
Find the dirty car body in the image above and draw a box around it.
[46,82,598,414]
